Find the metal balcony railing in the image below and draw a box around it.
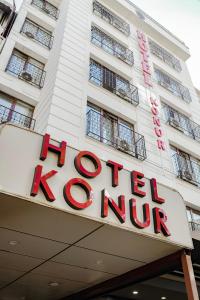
[163,104,200,142]
[91,26,134,66]
[93,1,130,36]
[21,19,53,49]
[149,39,182,72]
[0,105,35,129]
[155,69,191,103]
[173,153,200,186]
[189,221,200,232]
[87,109,147,160]
[89,60,139,105]
[6,54,46,88]
[0,36,5,53]
[31,0,59,20]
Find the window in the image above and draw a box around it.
[149,39,182,72]
[93,1,130,36]
[89,59,139,105]
[91,27,134,65]
[186,207,200,231]
[162,103,200,141]
[21,19,53,49]
[170,146,200,186]
[31,0,59,20]
[86,103,146,160]
[0,92,35,129]
[155,68,191,103]
[6,49,46,88]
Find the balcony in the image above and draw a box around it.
[31,0,59,20]
[172,153,200,186]
[93,1,130,36]
[21,19,53,49]
[89,60,139,105]
[86,109,146,160]
[91,26,134,66]
[149,39,182,72]
[163,104,200,142]
[0,105,35,129]
[155,69,191,103]
[6,53,46,88]
[0,36,5,53]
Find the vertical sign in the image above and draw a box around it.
[137,30,166,151]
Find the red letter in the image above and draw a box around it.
[129,199,150,229]
[154,127,163,137]
[150,178,165,204]
[153,207,171,236]
[150,97,159,106]
[142,61,151,75]
[30,165,57,202]
[106,160,123,187]
[131,171,146,197]
[140,50,149,62]
[137,30,146,41]
[40,134,67,167]
[157,140,166,151]
[101,189,125,223]
[63,178,93,210]
[143,72,153,87]
[153,116,161,127]
[74,151,102,178]
[151,106,158,115]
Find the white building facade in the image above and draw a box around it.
[0,0,200,299]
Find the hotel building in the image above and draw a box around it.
[0,0,199,299]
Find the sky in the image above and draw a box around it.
[13,0,200,89]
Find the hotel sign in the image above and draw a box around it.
[137,30,166,151]
[0,126,192,249]
[31,134,170,236]
[137,30,152,87]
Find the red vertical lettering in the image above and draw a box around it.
[151,106,158,115]
[154,127,163,137]
[153,116,161,127]
[141,61,151,75]
[143,72,153,87]
[150,97,159,106]
[157,140,166,151]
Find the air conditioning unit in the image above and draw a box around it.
[160,81,170,89]
[117,88,129,99]
[25,31,34,39]
[43,7,50,14]
[20,71,33,82]
[117,138,130,152]
[183,170,193,181]
[181,170,197,185]
[116,52,126,61]
[112,20,121,29]
[169,117,183,132]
